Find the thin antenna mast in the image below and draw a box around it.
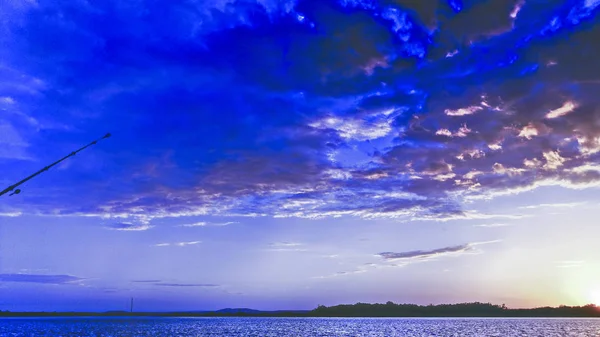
[0,133,111,197]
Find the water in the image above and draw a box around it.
[1,317,600,336]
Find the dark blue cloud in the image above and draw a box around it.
[129,280,217,287]
[2,0,600,222]
[379,244,471,260]
[377,241,500,264]
[0,274,84,284]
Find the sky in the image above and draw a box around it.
[1,0,600,312]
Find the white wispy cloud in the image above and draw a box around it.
[270,242,303,247]
[414,211,528,222]
[474,223,513,228]
[267,248,308,252]
[518,202,586,209]
[463,177,600,201]
[178,221,238,227]
[154,241,202,247]
[106,223,153,231]
[555,260,585,268]
[311,269,368,279]
[0,211,23,217]
[510,0,525,18]
[0,121,32,160]
[266,242,307,252]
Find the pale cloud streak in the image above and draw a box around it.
[518,202,586,209]
[154,241,201,247]
[555,260,585,268]
[474,223,513,228]
[266,242,307,252]
[106,223,154,231]
[178,221,238,227]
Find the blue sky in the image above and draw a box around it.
[2,0,600,311]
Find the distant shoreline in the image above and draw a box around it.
[2,302,599,318]
[1,313,600,318]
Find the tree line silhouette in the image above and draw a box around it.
[309,302,600,317]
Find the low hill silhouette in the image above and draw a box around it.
[215,308,262,314]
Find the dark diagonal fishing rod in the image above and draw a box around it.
[0,133,112,197]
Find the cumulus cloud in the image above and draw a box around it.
[542,151,566,170]
[518,124,540,140]
[445,106,482,116]
[1,0,600,224]
[309,114,394,141]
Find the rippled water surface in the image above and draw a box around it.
[2,317,600,336]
